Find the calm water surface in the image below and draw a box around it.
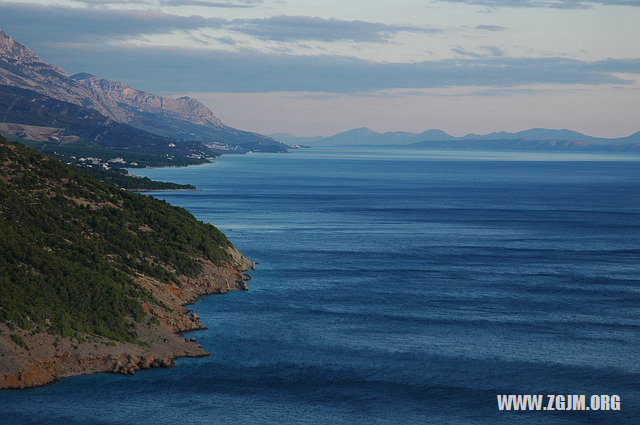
[1,147,639,424]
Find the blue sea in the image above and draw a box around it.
[2,147,639,424]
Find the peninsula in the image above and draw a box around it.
[0,137,253,389]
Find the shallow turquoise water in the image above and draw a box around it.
[2,147,639,424]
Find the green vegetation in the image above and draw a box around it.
[16,139,209,168]
[9,334,30,350]
[0,84,216,163]
[0,137,231,342]
[12,139,197,190]
[77,167,196,191]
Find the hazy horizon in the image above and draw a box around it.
[266,124,640,140]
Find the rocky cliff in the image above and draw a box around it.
[71,73,224,128]
[0,30,125,121]
[0,29,287,152]
[0,255,253,389]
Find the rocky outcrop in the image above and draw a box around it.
[0,248,255,390]
[0,30,124,121]
[0,29,214,127]
[0,84,206,158]
[71,74,224,128]
[0,29,287,152]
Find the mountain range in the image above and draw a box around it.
[0,29,287,163]
[2,28,638,158]
[273,127,640,151]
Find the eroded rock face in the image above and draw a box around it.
[0,31,123,121]
[71,75,225,128]
[0,364,56,389]
[110,354,176,375]
[0,30,223,132]
[0,248,255,390]
[0,30,287,150]
[0,353,180,389]
[0,29,45,64]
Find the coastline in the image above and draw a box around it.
[0,142,264,391]
[128,187,196,193]
[0,248,255,390]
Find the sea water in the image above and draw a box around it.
[1,147,639,424]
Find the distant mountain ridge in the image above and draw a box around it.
[287,128,456,147]
[460,128,624,143]
[274,127,640,150]
[0,29,287,153]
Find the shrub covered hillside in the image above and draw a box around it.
[76,166,196,191]
[0,136,231,342]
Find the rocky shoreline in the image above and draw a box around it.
[0,247,254,390]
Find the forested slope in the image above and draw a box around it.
[0,136,253,388]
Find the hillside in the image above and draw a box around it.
[0,84,210,164]
[69,73,284,151]
[0,29,287,154]
[75,166,196,191]
[0,136,253,388]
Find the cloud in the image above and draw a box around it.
[482,45,505,57]
[0,2,438,46]
[475,24,507,31]
[158,0,263,8]
[215,36,239,45]
[73,0,153,5]
[439,0,640,9]
[1,2,638,96]
[32,44,640,94]
[0,2,226,43]
[452,45,505,58]
[227,15,440,42]
[72,0,262,7]
[452,46,484,58]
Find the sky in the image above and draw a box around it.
[0,0,639,137]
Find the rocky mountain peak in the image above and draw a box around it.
[0,30,38,62]
[0,29,285,151]
[0,30,67,76]
[70,72,96,81]
[0,29,224,130]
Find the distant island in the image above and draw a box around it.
[272,127,640,152]
[0,136,253,389]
